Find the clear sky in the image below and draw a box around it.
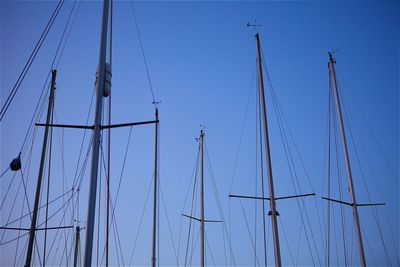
[1,0,399,266]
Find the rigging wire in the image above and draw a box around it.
[159,182,180,265]
[204,142,237,266]
[239,198,261,267]
[336,69,399,186]
[204,233,217,267]
[105,0,113,264]
[331,88,349,266]
[278,217,295,266]
[337,69,399,264]
[227,63,256,267]
[0,0,65,121]
[340,85,392,266]
[184,144,200,267]
[326,74,332,266]
[260,50,321,265]
[254,91,259,267]
[256,81,268,267]
[128,177,153,265]
[17,0,79,163]
[129,0,158,105]
[177,148,200,263]
[43,85,55,266]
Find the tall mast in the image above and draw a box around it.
[83,0,110,265]
[24,69,57,267]
[328,53,366,267]
[151,108,159,267]
[200,129,205,267]
[255,33,282,267]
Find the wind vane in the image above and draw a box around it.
[247,20,262,30]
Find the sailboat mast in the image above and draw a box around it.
[151,108,159,267]
[74,226,81,267]
[83,0,110,265]
[24,69,57,267]
[328,53,366,267]
[255,33,282,267]
[200,130,205,267]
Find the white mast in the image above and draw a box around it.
[83,0,110,265]
[328,53,366,267]
[255,33,282,267]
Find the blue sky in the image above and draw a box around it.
[1,1,399,266]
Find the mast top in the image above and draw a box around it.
[247,20,262,34]
[328,50,338,64]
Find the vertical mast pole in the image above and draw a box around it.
[24,69,57,267]
[151,108,159,267]
[200,130,205,267]
[83,0,110,265]
[328,53,366,267]
[74,226,81,267]
[255,33,282,267]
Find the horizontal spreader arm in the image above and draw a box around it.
[182,214,222,223]
[35,119,158,130]
[322,197,385,207]
[229,193,315,201]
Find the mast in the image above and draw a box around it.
[328,53,366,267]
[83,0,110,265]
[151,108,159,267]
[255,33,282,267]
[74,226,81,267]
[24,69,57,267]
[200,129,205,267]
